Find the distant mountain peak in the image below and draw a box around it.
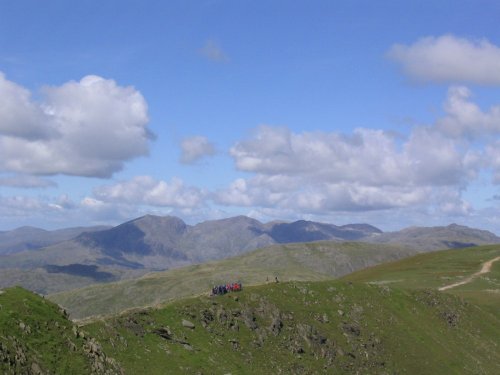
[130,214,183,223]
[369,222,500,251]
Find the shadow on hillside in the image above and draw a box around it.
[44,264,116,281]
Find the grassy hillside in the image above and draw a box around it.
[0,287,122,374]
[50,241,417,319]
[0,267,148,295]
[83,280,500,374]
[342,244,500,315]
[4,245,500,374]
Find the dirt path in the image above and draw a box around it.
[438,256,500,291]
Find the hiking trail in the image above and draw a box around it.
[438,256,500,291]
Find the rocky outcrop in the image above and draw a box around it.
[83,337,122,374]
[0,287,123,375]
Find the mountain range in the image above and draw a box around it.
[1,214,499,295]
[367,223,500,250]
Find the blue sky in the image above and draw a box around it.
[1,0,500,233]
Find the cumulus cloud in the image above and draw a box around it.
[213,176,291,208]
[388,35,500,84]
[179,136,216,164]
[436,192,473,216]
[93,176,205,208]
[0,73,152,177]
[436,86,500,139]
[230,125,471,188]
[77,196,137,222]
[0,73,55,140]
[220,84,500,215]
[486,141,500,184]
[200,39,229,62]
[214,175,433,213]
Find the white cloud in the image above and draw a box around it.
[213,176,290,208]
[403,126,466,186]
[0,192,133,229]
[230,125,471,188]
[436,192,473,216]
[93,176,205,208]
[0,73,152,177]
[388,35,500,84]
[0,72,54,140]
[0,174,57,188]
[486,141,500,184]
[436,86,500,139]
[200,39,229,63]
[179,136,216,164]
[50,194,77,210]
[0,194,70,220]
[79,197,134,222]
[0,195,44,217]
[221,85,500,216]
[214,175,432,213]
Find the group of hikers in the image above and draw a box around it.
[210,276,280,296]
[211,282,242,296]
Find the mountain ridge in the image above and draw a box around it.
[1,215,499,296]
[71,214,384,268]
[366,222,500,250]
[0,225,110,255]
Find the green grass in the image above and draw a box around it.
[84,280,500,374]
[342,245,500,316]
[4,244,500,374]
[343,244,500,291]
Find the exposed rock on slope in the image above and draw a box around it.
[82,280,500,374]
[0,287,122,374]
